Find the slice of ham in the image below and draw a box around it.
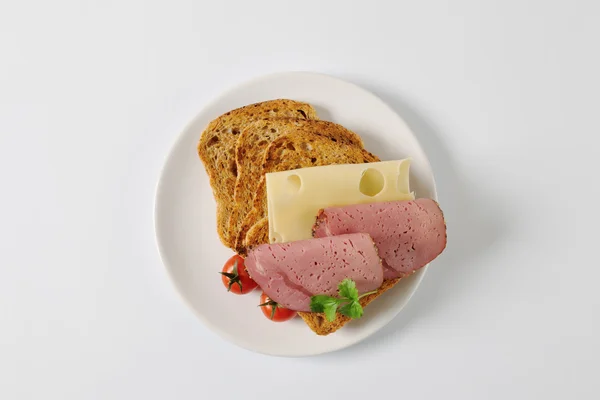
[313,199,446,280]
[245,233,383,311]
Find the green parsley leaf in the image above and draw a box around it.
[309,278,372,322]
[310,295,329,312]
[338,278,359,301]
[339,300,364,319]
[310,295,340,314]
[322,301,338,322]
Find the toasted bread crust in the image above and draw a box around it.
[197,100,317,247]
[242,217,269,253]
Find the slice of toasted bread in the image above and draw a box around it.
[236,130,379,254]
[229,120,364,245]
[298,277,401,335]
[197,100,317,247]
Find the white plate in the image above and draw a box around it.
[154,72,437,356]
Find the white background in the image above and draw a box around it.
[1,1,599,399]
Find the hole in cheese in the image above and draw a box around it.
[359,168,385,197]
[287,174,302,193]
[271,232,282,244]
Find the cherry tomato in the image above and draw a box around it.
[220,255,257,295]
[258,292,297,322]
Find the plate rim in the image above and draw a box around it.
[154,71,438,357]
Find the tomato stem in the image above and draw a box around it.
[219,260,243,292]
[258,298,278,320]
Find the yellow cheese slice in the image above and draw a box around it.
[266,159,414,243]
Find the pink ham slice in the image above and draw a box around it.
[244,233,383,312]
[313,199,446,280]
